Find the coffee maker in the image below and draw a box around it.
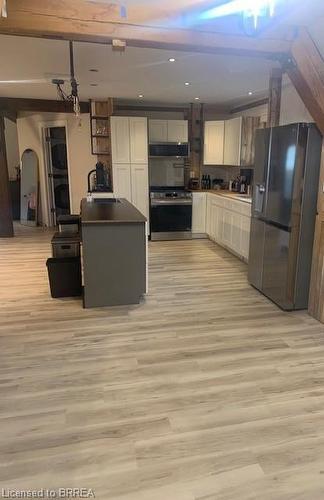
[87,162,111,193]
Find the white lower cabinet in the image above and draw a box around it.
[192,193,207,235]
[112,163,132,201]
[206,193,251,261]
[130,163,149,220]
[112,163,149,221]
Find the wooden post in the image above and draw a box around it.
[188,103,203,181]
[308,140,324,321]
[0,117,13,237]
[267,68,282,127]
[287,28,324,135]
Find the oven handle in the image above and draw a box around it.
[151,199,193,206]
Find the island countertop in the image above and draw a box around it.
[81,198,147,225]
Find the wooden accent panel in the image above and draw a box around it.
[309,141,324,321]
[0,116,13,237]
[267,68,282,127]
[0,97,89,114]
[189,103,203,179]
[288,28,324,135]
[240,117,261,167]
[308,215,324,321]
[0,0,291,58]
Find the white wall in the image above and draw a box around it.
[280,74,313,126]
[16,112,94,226]
[4,117,20,180]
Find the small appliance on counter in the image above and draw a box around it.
[188,177,200,190]
[87,162,112,193]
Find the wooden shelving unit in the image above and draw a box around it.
[90,99,114,185]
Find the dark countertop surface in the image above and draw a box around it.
[81,198,147,225]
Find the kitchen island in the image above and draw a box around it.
[81,198,147,308]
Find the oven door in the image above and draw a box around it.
[150,199,192,238]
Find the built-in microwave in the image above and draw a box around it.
[149,143,189,157]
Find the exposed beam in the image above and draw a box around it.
[115,104,189,114]
[287,28,324,136]
[0,116,14,237]
[230,98,269,115]
[0,97,90,114]
[267,68,282,127]
[0,109,17,123]
[0,0,292,59]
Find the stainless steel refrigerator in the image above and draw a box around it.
[248,123,322,310]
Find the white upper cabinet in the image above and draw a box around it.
[111,116,148,164]
[223,117,243,166]
[149,120,168,142]
[149,119,188,143]
[204,121,225,165]
[129,117,148,164]
[111,117,130,164]
[167,120,188,143]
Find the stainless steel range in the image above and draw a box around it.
[150,190,192,241]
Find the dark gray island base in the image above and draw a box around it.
[81,198,147,308]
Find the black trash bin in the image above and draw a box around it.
[46,257,82,298]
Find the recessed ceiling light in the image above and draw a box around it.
[168,58,176,62]
[184,82,190,86]
[138,94,144,98]
[89,69,98,72]
[248,91,253,95]
[195,97,200,100]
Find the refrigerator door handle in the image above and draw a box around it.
[254,183,266,213]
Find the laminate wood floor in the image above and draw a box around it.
[1,226,324,499]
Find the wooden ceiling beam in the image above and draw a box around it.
[0,0,291,59]
[0,97,90,114]
[230,98,269,115]
[287,28,324,136]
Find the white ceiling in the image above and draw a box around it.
[0,34,277,106]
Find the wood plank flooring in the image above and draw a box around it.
[1,226,324,499]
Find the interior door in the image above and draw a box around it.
[20,149,39,226]
[45,126,70,226]
[264,124,300,228]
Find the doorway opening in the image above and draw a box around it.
[44,126,70,226]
